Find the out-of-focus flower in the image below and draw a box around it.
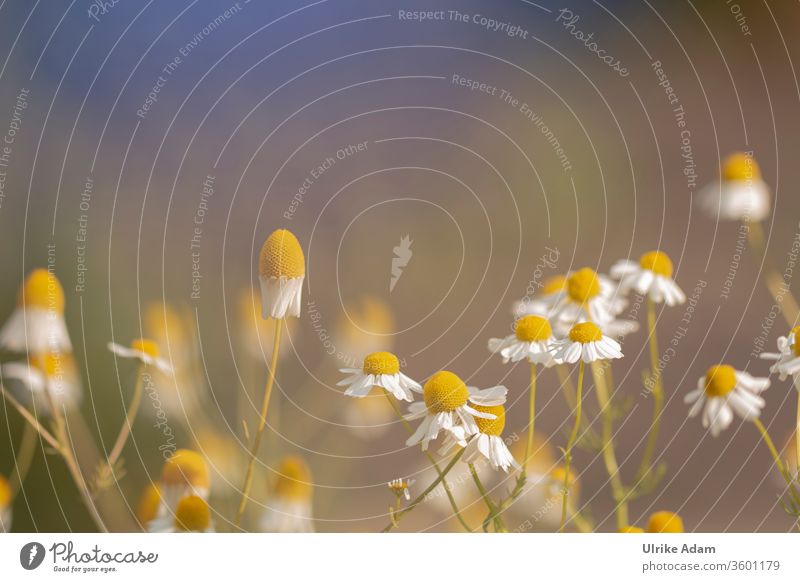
[697,152,770,221]
[440,404,518,472]
[334,296,395,363]
[136,482,161,528]
[258,229,305,319]
[108,338,173,374]
[514,275,567,318]
[405,371,506,451]
[259,456,314,533]
[551,322,623,364]
[150,495,214,533]
[0,474,11,532]
[194,429,244,492]
[387,478,414,501]
[488,315,558,367]
[338,352,421,402]
[1,352,82,415]
[646,510,684,533]
[549,268,627,332]
[760,327,800,388]
[611,251,686,306]
[0,269,71,354]
[684,365,769,437]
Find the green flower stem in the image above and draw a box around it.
[634,299,664,487]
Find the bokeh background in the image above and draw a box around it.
[1,0,799,532]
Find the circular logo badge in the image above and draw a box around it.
[19,542,46,570]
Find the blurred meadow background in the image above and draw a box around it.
[1,0,800,532]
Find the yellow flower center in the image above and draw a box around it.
[472,404,505,436]
[423,371,469,413]
[646,511,684,533]
[542,275,567,295]
[722,152,760,182]
[550,466,578,490]
[136,483,161,525]
[0,474,11,508]
[259,229,305,279]
[704,365,737,397]
[273,456,313,501]
[567,268,601,304]
[28,352,63,377]
[569,322,603,344]
[639,251,674,278]
[619,526,645,533]
[362,351,400,376]
[18,269,65,313]
[130,338,160,359]
[161,449,210,489]
[173,495,210,532]
[792,326,800,358]
[515,315,552,342]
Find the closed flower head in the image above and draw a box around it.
[273,456,313,502]
[639,251,673,278]
[258,229,305,319]
[647,511,684,533]
[20,269,65,313]
[567,268,601,304]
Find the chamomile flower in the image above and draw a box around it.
[488,315,558,366]
[514,275,567,318]
[148,449,210,532]
[610,251,686,306]
[405,371,506,451]
[387,478,414,501]
[0,474,11,532]
[440,404,519,472]
[0,269,71,354]
[149,495,214,533]
[136,483,161,528]
[258,229,305,319]
[107,338,173,374]
[760,327,800,388]
[259,456,314,533]
[646,510,684,533]
[697,152,771,221]
[683,365,769,437]
[548,268,633,337]
[338,351,421,402]
[1,352,82,415]
[551,322,623,364]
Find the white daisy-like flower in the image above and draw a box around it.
[148,495,214,533]
[405,371,507,451]
[610,251,686,306]
[387,478,415,501]
[683,365,769,437]
[147,449,210,532]
[0,474,11,533]
[697,152,771,221]
[259,456,314,533]
[1,352,82,415]
[760,327,800,388]
[258,229,305,319]
[514,275,567,318]
[0,269,72,354]
[338,351,421,402]
[439,403,519,472]
[551,322,624,364]
[488,315,558,367]
[107,338,173,374]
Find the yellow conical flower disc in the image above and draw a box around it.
[136,483,161,525]
[704,365,736,397]
[362,352,400,375]
[424,371,469,414]
[515,315,552,342]
[161,449,210,489]
[722,152,760,182]
[792,326,800,357]
[19,269,65,312]
[647,511,684,533]
[567,268,601,304]
[639,251,674,277]
[131,338,160,359]
[174,495,210,531]
[472,404,505,436]
[259,229,305,279]
[569,322,602,344]
[273,456,313,501]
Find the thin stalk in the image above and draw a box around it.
[556,365,599,443]
[746,221,799,327]
[753,418,787,477]
[796,392,800,481]
[382,390,471,532]
[469,462,506,532]
[523,363,537,474]
[8,421,37,496]
[634,299,664,485]
[236,318,283,528]
[559,361,584,532]
[104,366,145,472]
[1,385,61,450]
[381,447,465,532]
[592,361,629,529]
